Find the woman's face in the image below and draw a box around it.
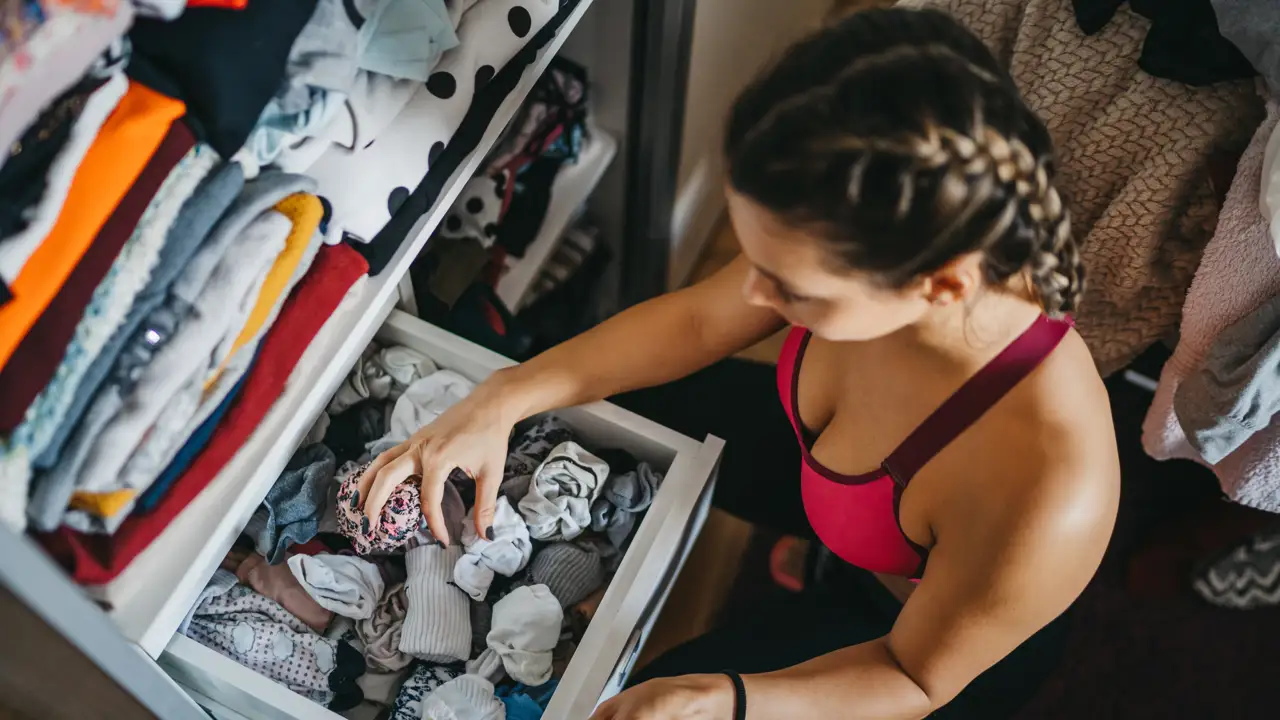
[728,189,933,342]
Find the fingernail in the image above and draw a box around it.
[486,525,496,541]
[349,490,359,509]
[361,516,370,534]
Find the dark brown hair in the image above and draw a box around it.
[725,7,1083,316]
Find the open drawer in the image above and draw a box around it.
[158,309,723,719]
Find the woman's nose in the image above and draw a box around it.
[741,268,773,309]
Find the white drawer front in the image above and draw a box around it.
[162,310,722,719]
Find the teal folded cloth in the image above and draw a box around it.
[496,679,558,720]
[356,0,459,82]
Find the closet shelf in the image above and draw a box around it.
[98,0,598,659]
[495,127,618,312]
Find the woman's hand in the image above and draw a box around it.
[589,675,735,720]
[356,375,518,545]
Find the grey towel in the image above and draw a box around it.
[247,443,337,564]
[1176,295,1280,464]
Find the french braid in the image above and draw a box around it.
[725,7,1084,316]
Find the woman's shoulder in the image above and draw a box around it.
[933,327,1120,538]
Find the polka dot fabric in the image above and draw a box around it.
[436,174,504,249]
[305,0,557,248]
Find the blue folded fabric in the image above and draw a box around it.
[248,443,338,564]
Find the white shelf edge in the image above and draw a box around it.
[494,127,618,311]
[100,0,600,658]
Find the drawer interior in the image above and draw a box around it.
[162,310,721,719]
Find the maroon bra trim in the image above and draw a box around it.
[789,315,1072,487]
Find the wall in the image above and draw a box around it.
[667,0,831,287]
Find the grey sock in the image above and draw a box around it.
[400,545,470,663]
[528,542,605,608]
[590,461,662,550]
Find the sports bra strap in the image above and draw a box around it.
[881,315,1072,486]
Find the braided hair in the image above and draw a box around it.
[725,8,1083,316]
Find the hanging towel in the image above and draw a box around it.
[1143,99,1280,509]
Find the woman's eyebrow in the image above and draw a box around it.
[755,265,798,294]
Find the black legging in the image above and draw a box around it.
[611,358,1070,719]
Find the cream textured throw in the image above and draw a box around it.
[901,0,1262,375]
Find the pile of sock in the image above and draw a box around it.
[182,338,665,718]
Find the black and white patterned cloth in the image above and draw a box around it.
[389,661,466,720]
[306,0,558,252]
[1194,523,1280,609]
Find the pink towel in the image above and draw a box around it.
[1143,96,1280,509]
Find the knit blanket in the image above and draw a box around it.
[901,0,1262,375]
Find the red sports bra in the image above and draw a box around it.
[777,315,1072,579]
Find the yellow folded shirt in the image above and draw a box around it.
[203,193,323,392]
[68,488,136,518]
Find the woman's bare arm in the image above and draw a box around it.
[359,256,781,539]
[737,451,1118,718]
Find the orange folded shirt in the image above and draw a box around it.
[0,82,185,370]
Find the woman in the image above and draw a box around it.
[359,7,1119,718]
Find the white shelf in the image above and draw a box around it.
[99,0,599,658]
[495,127,617,311]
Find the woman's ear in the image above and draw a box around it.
[922,253,984,305]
